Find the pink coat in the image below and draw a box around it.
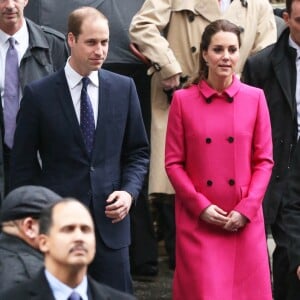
[165,76,274,300]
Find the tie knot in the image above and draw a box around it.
[8,37,15,48]
[68,291,82,300]
[82,77,90,89]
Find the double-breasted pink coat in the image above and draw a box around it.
[165,76,274,300]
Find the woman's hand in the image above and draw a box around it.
[200,205,229,227]
[223,210,248,232]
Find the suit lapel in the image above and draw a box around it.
[27,270,56,300]
[55,69,90,157]
[91,70,110,162]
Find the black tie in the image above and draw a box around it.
[80,77,95,156]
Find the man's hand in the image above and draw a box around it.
[161,74,181,90]
[105,191,133,223]
[297,266,300,280]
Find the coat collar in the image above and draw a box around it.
[271,27,297,114]
[198,75,241,103]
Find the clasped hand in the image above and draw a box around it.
[105,191,133,223]
[200,205,247,232]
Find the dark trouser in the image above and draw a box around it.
[271,212,300,300]
[286,271,300,300]
[152,193,176,269]
[88,228,133,294]
[130,181,158,271]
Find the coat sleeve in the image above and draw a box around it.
[165,93,211,218]
[129,0,182,79]
[9,85,41,190]
[234,89,274,220]
[250,0,276,56]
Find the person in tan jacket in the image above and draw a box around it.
[129,0,276,269]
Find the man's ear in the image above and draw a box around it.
[68,32,75,48]
[38,234,49,254]
[22,217,39,239]
[282,11,290,26]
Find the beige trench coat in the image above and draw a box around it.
[130,0,276,195]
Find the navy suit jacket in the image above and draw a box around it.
[0,269,136,300]
[10,68,149,249]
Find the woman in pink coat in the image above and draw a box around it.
[165,19,274,300]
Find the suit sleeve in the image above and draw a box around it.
[9,85,41,190]
[165,92,211,218]
[121,78,149,200]
[129,0,182,79]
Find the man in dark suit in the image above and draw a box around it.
[24,0,158,279]
[9,6,149,294]
[0,199,136,300]
[242,0,300,298]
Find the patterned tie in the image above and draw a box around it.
[68,291,82,300]
[80,77,95,156]
[3,37,19,148]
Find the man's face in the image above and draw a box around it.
[0,0,28,34]
[39,202,96,272]
[284,0,300,46]
[68,17,109,76]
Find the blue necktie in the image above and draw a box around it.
[80,77,95,156]
[68,291,82,300]
[4,37,19,148]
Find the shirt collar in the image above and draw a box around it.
[288,34,300,59]
[45,269,88,300]
[65,58,99,89]
[0,19,28,46]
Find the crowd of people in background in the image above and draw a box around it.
[1,0,300,299]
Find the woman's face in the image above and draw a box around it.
[202,31,240,81]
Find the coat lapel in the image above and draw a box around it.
[271,33,296,115]
[55,69,90,157]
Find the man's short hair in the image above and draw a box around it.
[39,198,90,234]
[0,186,61,222]
[67,6,108,39]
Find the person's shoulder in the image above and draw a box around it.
[26,18,66,42]
[89,277,136,299]
[239,81,264,96]
[247,43,275,65]
[40,25,66,41]
[0,278,29,299]
[100,68,131,81]
[25,69,64,92]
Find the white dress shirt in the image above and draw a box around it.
[64,59,99,127]
[45,269,88,300]
[0,20,29,104]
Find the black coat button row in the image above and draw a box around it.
[206,179,235,186]
[205,137,234,144]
